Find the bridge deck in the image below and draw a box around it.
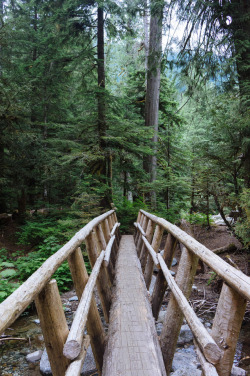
[102,235,166,376]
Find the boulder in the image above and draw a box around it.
[40,346,97,376]
[231,365,246,376]
[26,350,43,363]
[177,324,193,345]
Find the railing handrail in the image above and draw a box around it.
[140,209,250,301]
[0,209,114,334]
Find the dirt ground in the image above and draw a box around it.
[162,223,250,321]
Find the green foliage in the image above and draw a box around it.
[115,198,148,233]
[235,189,250,248]
[181,212,211,226]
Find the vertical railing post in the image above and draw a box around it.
[68,247,106,373]
[144,224,164,289]
[134,210,142,240]
[140,219,154,272]
[85,231,111,323]
[160,242,199,375]
[135,213,144,245]
[136,215,148,256]
[151,233,177,319]
[96,223,115,282]
[35,279,70,376]
[211,283,246,376]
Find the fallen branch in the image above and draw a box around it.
[212,243,237,254]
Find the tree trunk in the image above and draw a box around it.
[97,6,111,209]
[145,1,164,209]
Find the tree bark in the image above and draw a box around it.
[144,1,164,209]
[97,6,111,209]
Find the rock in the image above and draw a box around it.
[69,296,78,302]
[156,322,163,335]
[192,285,198,291]
[177,324,193,345]
[157,310,167,324]
[26,350,43,363]
[204,322,211,328]
[170,270,175,276]
[170,368,202,376]
[148,274,156,295]
[231,365,246,376]
[172,257,178,267]
[33,319,40,325]
[171,348,201,376]
[40,346,97,375]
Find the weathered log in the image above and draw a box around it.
[140,210,250,300]
[35,279,70,376]
[144,224,164,289]
[142,235,160,268]
[65,335,90,376]
[212,243,237,254]
[135,213,144,245]
[160,222,199,375]
[104,235,116,266]
[136,215,148,256]
[211,283,247,376]
[85,232,111,323]
[67,248,105,373]
[158,254,221,365]
[0,210,114,333]
[63,251,105,360]
[110,222,120,237]
[140,219,154,272]
[136,222,146,237]
[152,233,177,319]
[194,339,219,376]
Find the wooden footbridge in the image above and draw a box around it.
[1,209,250,376]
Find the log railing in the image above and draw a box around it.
[134,209,250,376]
[0,210,120,376]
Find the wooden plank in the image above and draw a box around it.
[67,248,105,373]
[142,235,160,268]
[158,254,221,365]
[140,210,250,300]
[35,279,70,376]
[211,283,247,376]
[102,235,167,376]
[65,336,91,376]
[0,210,114,333]
[63,251,105,360]
[152,233,177,319]
[144,224,163,289]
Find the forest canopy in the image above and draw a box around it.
[0,0,249,245]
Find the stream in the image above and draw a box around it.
[1,310,250,375]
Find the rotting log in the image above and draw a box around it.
[85,232,111,323]
[140,210,250,300]
[65,335,91,376]
[144,224,164,289]
[152,233,177,319]
[64,251,105,360]
[160,222,199,375]
[158,254,221,365]
[212,243,237,254]
[140,219,154,272]
[142,235,160,268]
[67,248,105,373]
[211,283,247,376]
[194,339,219,376]
[35,279,70,376]
[0,210,114,333]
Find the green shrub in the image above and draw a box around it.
[115,198,147,233]
[235,188,250,248]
